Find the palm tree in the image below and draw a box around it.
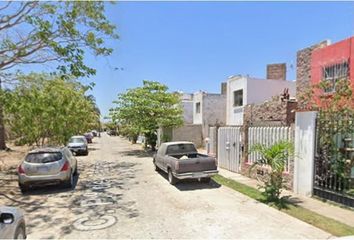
[250,141,294,203]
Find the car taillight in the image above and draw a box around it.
[18,165,25,174]
[61,161,70,172]
[175,161,179,171]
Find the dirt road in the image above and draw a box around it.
[0,134,332,239]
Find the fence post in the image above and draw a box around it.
[293,111,318,196]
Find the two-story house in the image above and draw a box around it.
[226,64,296,126]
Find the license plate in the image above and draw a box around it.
[38,166,49,172]
[193,173,204,178]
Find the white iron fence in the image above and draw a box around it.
[248,126,293,171]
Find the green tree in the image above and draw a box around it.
[110,80,183,150]
[0,1,118,149]
[2,73,99,146]
[250,141,294,206]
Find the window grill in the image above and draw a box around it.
[322,61,349,93]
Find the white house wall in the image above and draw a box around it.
[247,78,296,104]
[226,76,247,126]
[193,92,203,124]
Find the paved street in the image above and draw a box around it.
[0,134,332,239]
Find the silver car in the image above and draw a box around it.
[0,206,26,239]
[67,136,89,156]
[17,147,78,193]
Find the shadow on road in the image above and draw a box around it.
[156,170,221,191]
[88,147,99,151]
[120,149,153,158]
[0,160,140,238]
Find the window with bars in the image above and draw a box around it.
[322,61,349,93]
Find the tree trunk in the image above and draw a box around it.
[0,77,7,150]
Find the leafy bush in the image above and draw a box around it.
[250,141,294,206]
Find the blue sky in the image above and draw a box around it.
[73,2,354,118]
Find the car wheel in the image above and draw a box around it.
[14,224,26,239]
[64,171,74,189]
[74,165,78,176]
[153,160,159,171]
[19,184,29,194]
[168,169,177,185]
[84,148,89,156]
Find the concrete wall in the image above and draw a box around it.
[201,93,226,139]
[182,101,193,124]
[172,124,203,148]
[293,111,317,196]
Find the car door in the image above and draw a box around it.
[63,148,74,171]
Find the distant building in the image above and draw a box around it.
[193,83,227,140]
[179,93,193,124]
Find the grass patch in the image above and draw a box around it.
[212,174,354,237]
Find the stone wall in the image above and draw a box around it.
[296,40,329,107]
[267,63,286,80]
[243,96,298,126]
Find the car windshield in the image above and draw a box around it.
[25,152,63,163]
[166,144,197,155]
[69,138,85,143]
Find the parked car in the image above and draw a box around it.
[17,147,78,193]
[91,130,98,137]
[153,141,218,185]
[67,136,88,156]
[0,206,26,239]
[84,132,93,143]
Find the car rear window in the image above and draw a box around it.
[25,152,63,163]
[69,138,85,143]
[166,144,197,155]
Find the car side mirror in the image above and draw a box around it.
[0,213,14,224]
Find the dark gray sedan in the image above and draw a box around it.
[67,136,89,156]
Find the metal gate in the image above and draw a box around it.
[217,127,242,173]
[314,115,354,207]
